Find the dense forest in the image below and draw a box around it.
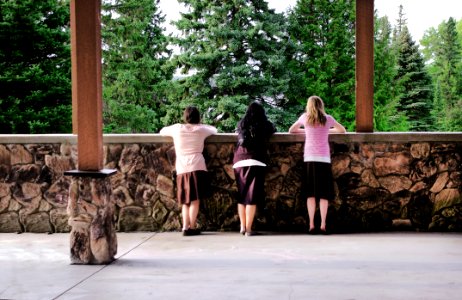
[0,0,461,133]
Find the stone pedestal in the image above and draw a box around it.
[64,169,117,264]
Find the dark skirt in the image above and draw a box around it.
[304,161,335,201]
[234,166,266,205]
[176,170,210,205]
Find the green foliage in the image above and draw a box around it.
[103,99,159,133]
[0,0,72,133]
[458,19,462,48]
[287,0,356,131]
[2,1,460,134]
[101,0,173,133]
[170,0,294,132]
[422,17,462,131]
[394,25,434,131]
[373,16,408,131]
[446,100,462,129]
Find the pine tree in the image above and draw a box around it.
[171,0,293,131]
[433,18,462,130]
[457,19,462,48]
[394,11,434,131]
[287,0,356,130]
[393,5,407,37]
[101,0,173,133]
[436,18,461,105]
[373,15,408,131]
[0,0,71,133]
[421,18,462,131]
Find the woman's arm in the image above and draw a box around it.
[159,124,173,135]
[288,121,305,133]
[329,120,346,133]
[203,124,218,135]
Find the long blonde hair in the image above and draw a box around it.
[305,95,327,126]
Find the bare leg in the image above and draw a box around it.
[182,204,190,231]
[307,197,316,230]
[189,200,200,229]
[238,204,246,233]
[245,205,257,233]
[319,199,328,231]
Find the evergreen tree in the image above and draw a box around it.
[421,18,462,131]
[436,18,461,104]
[0,0,71,133]
[457,19,462,48]
[287,0,356,131]
[394,19,434,131]
[452,18,462,130]
[421,26,440,78]
[373,15,408,131]
[171,0,294,131]
[393,5,407,38]
[102,0,173,133]
[434,18,462,131]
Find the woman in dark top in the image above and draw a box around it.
[233,102,276,236]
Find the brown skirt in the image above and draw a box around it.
[176,170,210,205]
[234,166,266,205]
[304,161,335,201]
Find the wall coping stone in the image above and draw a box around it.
[0,132,461,144]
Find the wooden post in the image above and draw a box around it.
[67,0,117,265]
[70,0,104,170]
[355,0,374,132]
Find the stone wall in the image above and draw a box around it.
[0,133,461,233]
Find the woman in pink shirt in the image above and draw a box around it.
[160,106,217,236]
[289,96,346,234]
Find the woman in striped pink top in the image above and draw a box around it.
[289,96,346,234]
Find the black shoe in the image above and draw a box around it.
[320,229,330,235]
[308,228,317,235]
[189,228,201,236]
[182,228,201,236]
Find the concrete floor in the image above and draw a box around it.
[1,231,462,300]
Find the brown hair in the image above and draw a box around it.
[305,95,327,126]
[183,106,201,124]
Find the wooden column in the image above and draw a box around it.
[70,0,104,170]
[355,0,374,132]
[67,0,117,265]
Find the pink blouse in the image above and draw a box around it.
[160,124,217,174]
[295,113,336,163]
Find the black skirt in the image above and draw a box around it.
[234,166,266,205]
[304,161,335,201]
[176,170,210,205]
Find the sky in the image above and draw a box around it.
[375,0,462,42]
[160,0,462,42]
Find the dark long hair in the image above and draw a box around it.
[237,102,274,149]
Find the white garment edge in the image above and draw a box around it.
[233,159,267,168]
[303,155,331,163]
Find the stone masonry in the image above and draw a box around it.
[0,133,461,233]
[66,174,117,264]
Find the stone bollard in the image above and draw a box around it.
[64,169,117,264]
